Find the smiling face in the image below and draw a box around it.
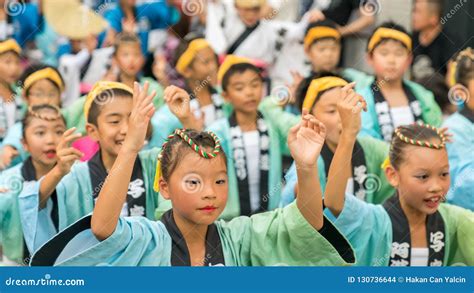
[368,40,412,82]
[87,97,132,158]
[222,69,263,114]
[310,87,342,149]
[306,38,341,72]
[26,79,62,107]
[22,115,66,169]
[0,51,21,85]
[385,140,450,215]
[160,151,228,226]
[114,42,144,78]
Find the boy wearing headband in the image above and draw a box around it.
[1,65,65,169]
[198,55,299,219]
[0,39,22,145]
[358,22,442,142]
[281,73,393,207]
[18,81,170,253]
[151,33,232,147]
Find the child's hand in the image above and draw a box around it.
[288,111,326,170]
[164,86,204,130]
[123,82,156,153]
[337,82,367,138]
[55,128,83,176]
[0,145,19,170]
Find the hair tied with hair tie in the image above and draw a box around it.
[395,122,446,149]
[153,129,222,192]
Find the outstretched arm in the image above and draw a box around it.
[91,82,156,241]
[324,83,367,217]
[288,111,327,230]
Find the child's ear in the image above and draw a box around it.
[86,123,100,142]
[384,166,400,188]
[366,52,374,68]
[159,178,170,200]
[182,67,193,79]
[221,90,230,102]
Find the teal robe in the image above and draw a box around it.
[359,79,442,140]
[325,193,474,266]
[207,98,299,220]
[18,148,171,254]
[30,202,356,266]
[443,110,474,211]
[281,136,394,207]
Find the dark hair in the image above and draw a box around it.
[416,73,451,113]
[454,48,474,87]
[305,19,341,47]
[295,71,346,113]
[172,32,217,70]
[414,0,444,19]
[389,124,444,169]
[19,64,64,97]
[22,104,66,139]
[222,63,263,91]
[113,32,142,56]
[87,88,133,126]
[368,21,411,53]
[159,129,227,181]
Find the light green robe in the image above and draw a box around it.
[18,148,170,254]
[206,98,300,220]
[325,193,474,266]
[30,202,356,266]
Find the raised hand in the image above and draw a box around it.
[123,82,156,153]
[164,85,204,130]
[0,145,19,170]
[55,127,83,176]
[337,82,367,138]
[288,111,327,169]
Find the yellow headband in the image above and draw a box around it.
[0,39,21,55]
[448,47,474,87]
[302,77,348,110]
[217,55,254,84]
[84,81,133,121]
[235,0,266,8]
[368,28,412,53]
[304,27,341,49]
[24,68,64,93]
[175,39,211,76]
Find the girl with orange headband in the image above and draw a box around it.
[322,113,474,266]
[18,81,169,254]
[358,22,442,142]
[1,64,65,169]
[281,72,393,207]
[28,81,355,267]
[150,33,232,148]
[0,105,66,265]
[443,47,474,211]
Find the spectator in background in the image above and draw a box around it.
[411,0,459,81]
[417,73,456,118]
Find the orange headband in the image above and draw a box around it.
[302,77,348,111]
[175,39,211,76]
[368,27,412,52]
[304,26,341,49]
